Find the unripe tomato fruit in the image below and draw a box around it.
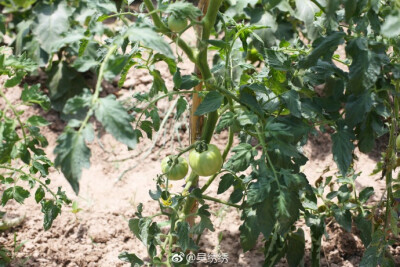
[189,144,223,176]
[161,156,188,180]
[167,14,187,32]
[396,135,400,150]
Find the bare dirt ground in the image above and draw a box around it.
[0,32,395,267]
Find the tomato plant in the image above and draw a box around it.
[0,47,70,230]
[2,0,400,266]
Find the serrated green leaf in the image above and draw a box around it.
[331,128,354,178]
[333,206,352,232]
[287,228,305,267]
[32,1,72,54]
[1,186,30,206]
[282,90,301,118]
[35,186,45,203]
[216,111,235,133]
[27,116,49,127]
[47,61,86,112]
[95,95,137,149]
[150,109,160,131]
[118,252,144,265]
[346,91,373,127]
[176,221,190,251]
[300,32,345,68]
[54,130,91,194]
[359,187,374,203]
[41,199,61,230]
[194,91,224,116]
[256,196,275,238]
[239,208,260,252]
[149,70,167,97]
[21,84,51,111]
[140,121,153,139]
[126,26,174,59]
[237,112,258,126]
[217,174,235,194]
[224,143,256,172]
[175,97,187,119]
[354,212,372,247]
[165,2,202,19]
[229,188,243,203]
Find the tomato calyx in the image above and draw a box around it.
[194,141,208,153]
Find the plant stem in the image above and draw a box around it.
[134,90,205,130]
[310,0,326,13]
[0,166,58,200]
[0,86,27,142]
[256,125,281,190]
[142,0,196,63]
[78,45,118,134]
[202,194,241,208]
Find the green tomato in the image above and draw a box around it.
[161,156,188,181]
[189,144,223,176]
[167,14,187,32]
[397,135,400,150]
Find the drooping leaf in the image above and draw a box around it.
[126,26,174,59]
[118,252,144,266]
[175,97,187,119]
[2,186,30,205]
[300,32,346,68]
[176,221,190,251]
[32,1,72,54]
[217,173,235,194]
[21,84,51,111]
[331,127,354,177]
[287,228,305,267]
[194,91,224,116]
[95,95,137,149]
[41,200,61,230]
[224,143,256,172]
[54,130,91,194]
[239,208,260,252]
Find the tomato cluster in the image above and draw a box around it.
[161,144,223,180]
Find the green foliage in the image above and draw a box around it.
[0,48,70,230]
[2,0,400,266]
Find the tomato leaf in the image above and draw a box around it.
[41,199,61,230]
[217,173,235,194]
[224,144,256,172]
[2,186,30,205]
[286,228,305,267]
[126,26,174,59]
[176,221,190,251]
[331,127,354,178]
[95,95,137,149]
[32,1,72,54]
[194,91,224,116]
[239,208,260,252]
[54,130,91,194]
[175,97,187,119]
[118,252,144,266]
